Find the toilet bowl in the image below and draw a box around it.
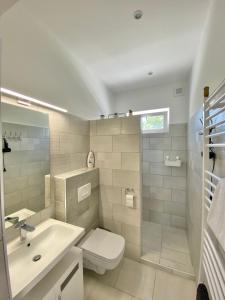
[79,228,125,275]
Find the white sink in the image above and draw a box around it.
[7,218,85,299]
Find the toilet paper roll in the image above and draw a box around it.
[126,194,134,208]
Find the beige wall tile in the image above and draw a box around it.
[99,217,122,234]
[55,201,66,221]
[113,170,140,189]
[121,153,140,171]
[113,135,139,152]
[90,135,113,152]
[99,201,113,220]
[69,115,90,135]
[121,117,140,134]
[70,153,87,170]
[121,223,141,245]
[96,153,121,169]
[49,111,71,134]
[99,169,113,185]
[90,120,97,136]
[96,119,121,135]
[100,185,122,204]
[112,204,141,226]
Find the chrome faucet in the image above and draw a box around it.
[5,216,19,225]
[14,220,35,242]
[5,216,35,241]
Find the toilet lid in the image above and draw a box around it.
[81,228,125,261]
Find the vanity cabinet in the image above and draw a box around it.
[23,247,84,300]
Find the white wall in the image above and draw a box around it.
[189,0,225,116]
[114,81,189,124]
[188,0,225,276]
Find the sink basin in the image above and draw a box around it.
[7,218,85,299]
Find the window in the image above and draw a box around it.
[140,108,169,134]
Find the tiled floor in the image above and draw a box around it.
[141,221,195,276]
[84,258,196,300]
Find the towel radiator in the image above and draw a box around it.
[200,79,225,300]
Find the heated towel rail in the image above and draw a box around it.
[200,80,225,300]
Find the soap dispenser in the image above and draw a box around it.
[87,151,95,168]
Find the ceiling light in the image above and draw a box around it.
[134,10,143,20]
[1,88,68,113]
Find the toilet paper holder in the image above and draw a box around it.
[125,188,135,208]
[125,188,135,194]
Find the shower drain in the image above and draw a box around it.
[32,255,41,262]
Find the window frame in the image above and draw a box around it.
[140,109,169,134]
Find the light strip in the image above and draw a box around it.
[127,107,169,116]
[1,87,68,113]
[17,100,31,107]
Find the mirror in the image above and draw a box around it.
[2,102,50,227]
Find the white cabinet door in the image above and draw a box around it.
[59,262,83,300]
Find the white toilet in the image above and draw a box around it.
[79,228,125,275]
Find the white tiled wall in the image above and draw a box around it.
[90,116,142,260]
[142,124,187,229]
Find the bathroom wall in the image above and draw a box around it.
[90,116,141,259]
[142,124,187,229]
[3,123,49,215]
[114,81,189,124]
[49,111,89,176]
[55,168,99,231]
[188,0,225,275]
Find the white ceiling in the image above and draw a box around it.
[0,0,209,118]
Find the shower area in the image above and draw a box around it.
[141,122,194,277]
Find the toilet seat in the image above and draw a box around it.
[79,228,125,274]
[81,228,125,262]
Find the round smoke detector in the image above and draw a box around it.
[134,10,143,20]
